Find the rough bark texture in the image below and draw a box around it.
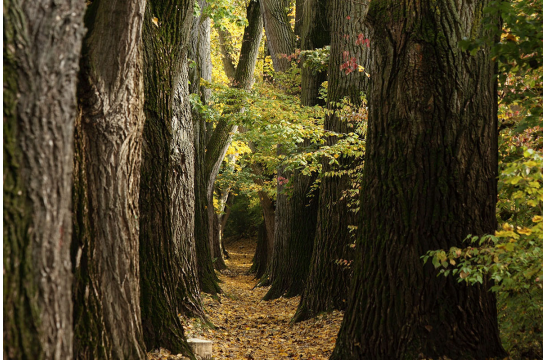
[260,0,296,72]
[293,0,369,323]
[331,1,506,359]
[263,0,329,301]
[72,2,148,359]
[140,0,201,356]
[3,0,85,358]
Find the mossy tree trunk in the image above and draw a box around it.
[293,0,369,323]
[263,0,329,301]
[331,1,506,359]
[3,0,85,358]
[73,1,147,358]
[139,0,201,356]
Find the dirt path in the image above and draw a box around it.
[184,237,344,359]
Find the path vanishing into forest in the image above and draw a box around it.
[176,237,344,359]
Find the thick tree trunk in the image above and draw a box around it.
[3,0,84,358]
[140,0,202,356]
[73,1,147,359]
[263,0,329,301]
[260,0,296,72]
[293,0,369,323]
[331,1,506,359]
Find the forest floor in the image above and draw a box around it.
[181,237,344,359]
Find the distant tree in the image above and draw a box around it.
[139,0,203,355]
[190,0,226,292]
[198,0,266,282]
[72,1,147,358]
[3,0,84,358]
[260,0,296,72]
[293,0,369,322]
[263,0,329,301]
[331,1,506,358]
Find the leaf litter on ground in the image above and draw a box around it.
[180,237,344,359]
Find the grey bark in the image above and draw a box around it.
[3,0,85,358]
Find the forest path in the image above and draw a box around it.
[184,237,343,359]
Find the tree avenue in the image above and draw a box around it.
[4,0,540,358]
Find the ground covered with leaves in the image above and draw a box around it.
[182,237,344,359]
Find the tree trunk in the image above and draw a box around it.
[191,0,263,291]
[264,162,319,300]
[331,1,506,359]
[250,221,268,278]
[190,0,224,294]
[72,1,147,358]
[263,0,329,301]
[3,0,84,358]
[139,0,202,355]
[300,0,330,107]
[260,0,296,72]
[293,0,369,323]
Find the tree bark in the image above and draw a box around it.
[216,27,237,81]
[331,1,506,359]
[300,0,330,107]
[73,1,147,358]
[263,0,329,301]
[139,0,202,355]
[260,0,296,72]
[3,0,84,358]
[293,0,369,323]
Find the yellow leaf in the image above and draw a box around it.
[517,227,532,236]
[449,259,456,266]
[152,17,159,27]
[502,223,513,231]
[532,215,542,223]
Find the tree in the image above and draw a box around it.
[190,0,226,292]
[262,0,329,300]
[139,0,203,355]
[260,0,296,72]
[72,1,148,358]
[4,0,85,358]
[293,0,369,322]
[194,0,265,285]
[331,1,506,358]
